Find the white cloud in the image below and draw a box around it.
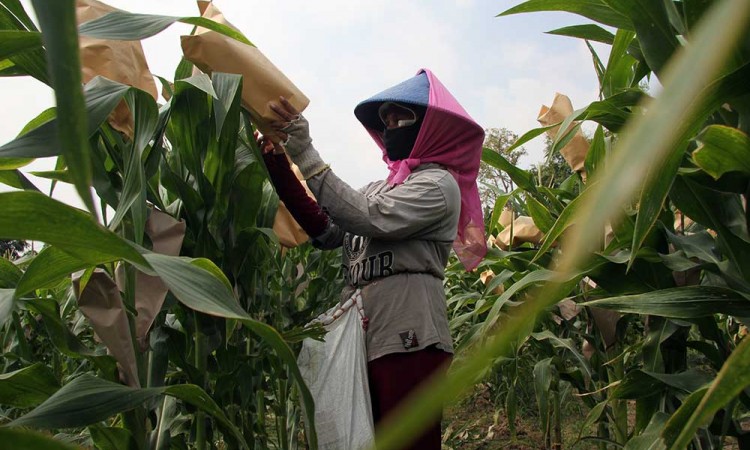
[2,0,606,192]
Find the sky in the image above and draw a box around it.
[0,0,606,209]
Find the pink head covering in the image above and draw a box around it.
[354,69,487,271]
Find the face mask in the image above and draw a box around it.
[383,122,421,161]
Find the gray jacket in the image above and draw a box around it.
[308,163,459,361]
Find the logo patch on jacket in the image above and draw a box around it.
[399,330,419,350]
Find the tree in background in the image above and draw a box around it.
[0,240,29,260]
[478,127,527,208]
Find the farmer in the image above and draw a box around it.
[262,69,486,449]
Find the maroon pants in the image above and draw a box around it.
[367,346,452,450]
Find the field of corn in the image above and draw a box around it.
[1,0,750,449]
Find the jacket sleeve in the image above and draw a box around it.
[306,168,458,241]
[262,152,329,238]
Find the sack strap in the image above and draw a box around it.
[311,289,369,330]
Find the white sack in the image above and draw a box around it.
[297,292,374,450]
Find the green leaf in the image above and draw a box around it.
[525,195,555,233]
[0,30,42,59]
[0,256,22,288]
[0,363,60,408]
[0,191,147,266]
[0,288,14,329]
[670,175,750,279]
[533,189,589,261]
[8,374,165,429]
[665,333,750,448]
[533,330,593,380]
[582,286,750,319]
[0,2,48,84]
[79,11,253,46]
[533,357,553,438]
[162,384,247,449]
[498,0,633,30]
[622,412,668,450]
[0,0,40,32]
[584,125,606,177]
[546,24,615,44]
[0,77,128,159]
[577,400,608,441]
[88,426,136,450]
[481,147,536,192]
[15,246,88,297]
[32,0,94,213]
[629,139,686,269]
[140,253,318,446]
[108,88,159,242]
[692,125,750,179]
[0,428,80,450]
[0,169,38,190]
[375,0,750,446]
[505,124,558,155]
[609,0,680,77]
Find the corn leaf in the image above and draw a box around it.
[32,0,94,213]
[498,0,633,30]
[0,2,48,84]
[481,147,536,192]
[376,1,750,447]
[0,288,13,329]
[0,363,60,408]
[141,253,318,446]
[0,30,41,59]
[605,0,680,77]
[0,257,22,288]
[692,125,750,179]
[0,191,146,266]
[0,169,38,190]
[664,334,750,448]
[0,77,129,159]
[15,246,89,297]
[0,428,80,450]
[107,88,159,242]
[546,24,615,44]
[582,286,750,318]
[79,11,252,46]
[88,426,136,450]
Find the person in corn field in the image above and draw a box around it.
[262,69,486,449]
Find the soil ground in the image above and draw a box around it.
[441,385,744,449]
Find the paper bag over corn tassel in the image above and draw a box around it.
[493,208,545,250]
[73,270,140,388]
[76,0,157,137]
[537,93,590,180]
[116,209,186,351]
[181,1,309,141]
[273,160,313,248]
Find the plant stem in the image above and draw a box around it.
[194,311,207,450]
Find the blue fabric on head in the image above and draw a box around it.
[354,72,430,131]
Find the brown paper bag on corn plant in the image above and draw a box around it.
[495,215,544,250]
[116,209,186,351]
[538,93,590,179]
[73,269,139,387]
[273,160,317,248]
[181,1,309,141]
[77,0,157,137]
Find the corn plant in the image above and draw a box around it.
[0,1,336,449]
[392,1,750,449]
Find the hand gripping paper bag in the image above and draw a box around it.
[76,0,158,137]
[181,1,310,141]
[297,291,375,450]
